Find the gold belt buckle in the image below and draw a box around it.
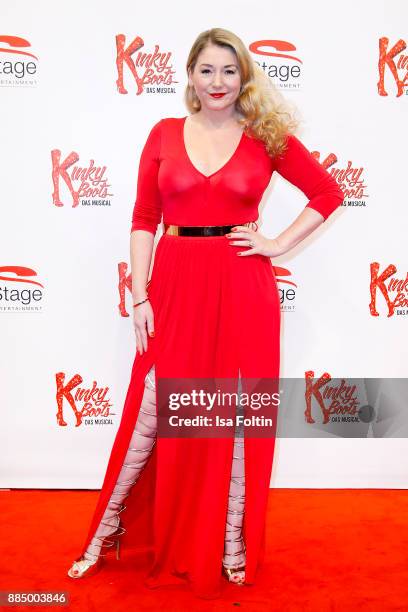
[164,224,180,236]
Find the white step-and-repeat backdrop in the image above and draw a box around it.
[1,0,407,488]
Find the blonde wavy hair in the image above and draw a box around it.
[184,28,300,159]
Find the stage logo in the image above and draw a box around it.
[274,266,297,312]
[55,372,115,427]
[51,150,113,207]
[115,34,177,95]
[0,35,38,87]
[377,37,408,98]
[249,39,302,90]
[312,148,368,210]
[0,265,44,312]
[369,262,408,317]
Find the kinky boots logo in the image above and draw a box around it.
[55,372,115,427]
[118,261,151,317]
[304,372,360,425]
[115,34,177,95]
[51,150,113,207]
[377,37,408,98]
[273,266,297,312]
[369,262,408,317]
[311,148,368,210]
[294,373,378,437]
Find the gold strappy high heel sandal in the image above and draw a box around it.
[67,516,125,579]
[222,536,246,585]
[222,564,246,585]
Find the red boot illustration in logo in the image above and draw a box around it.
[304,371,332,424]
[55,372,83,427]
[369,262,397,318]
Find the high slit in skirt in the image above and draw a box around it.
[78,230,281,599]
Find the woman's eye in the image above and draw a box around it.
[200,69,237,75]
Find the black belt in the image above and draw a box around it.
[164,221,258,236]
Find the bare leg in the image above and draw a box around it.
[222,435,245,578]
[222,371,246,583]
[85,365,157,560]
[68,366,157,576]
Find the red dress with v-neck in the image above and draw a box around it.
[78,116,344,599]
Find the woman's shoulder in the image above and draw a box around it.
[153,116,185,128]
[143,116,181,138]
[146,116,184,139]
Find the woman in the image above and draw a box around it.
[67,28,344,599]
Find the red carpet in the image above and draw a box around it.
[1,489,408,611]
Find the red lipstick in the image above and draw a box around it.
[209,93,226,98]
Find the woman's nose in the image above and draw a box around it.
[212,73,223,88]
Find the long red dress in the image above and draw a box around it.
[78,116,344,599]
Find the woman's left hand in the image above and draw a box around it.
[226,225,284,258]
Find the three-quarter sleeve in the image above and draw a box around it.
[274,134,345,221]
[130,119,163,235]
